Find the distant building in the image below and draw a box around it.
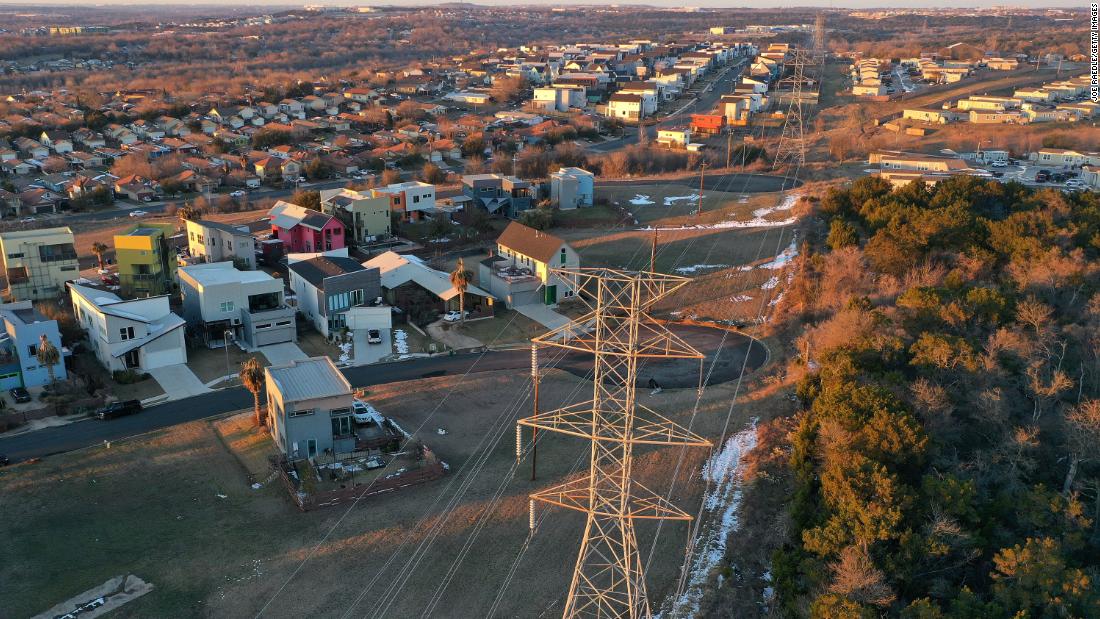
[268,201,346,254]
[265,356,356,461]
[114,223,178,297]
[461,174,533,219]
[550,167,595,210]
[370,181,435,223]
[0,227,79,302]
[185,219,256,270]
[869,151,972,173]
[0,301,67,389]
[178,262,296,349]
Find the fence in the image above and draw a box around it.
[0,395,103,431]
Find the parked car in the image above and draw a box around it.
[442,310,468,323]
[230,190,247,198]
[8,387,31,403]
[352,400,380,424]
[364,455,386,470]
[128,210,148,217]
[96,400,143,420]
[367,329,382,344]
[990,160,1007,168]
[1035,171,1050,183]
[992,171,1004,178]
[100,273,119,286]
[1064,179,1085,188]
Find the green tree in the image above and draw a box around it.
[290,190,321,211]
[990,537,1095,615]
[239,357,266,426]
[36,334,60,384]
[827,219,859,251]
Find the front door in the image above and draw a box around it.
[306,439,318,458]
[544,285,557,305]
[123,349,140,369]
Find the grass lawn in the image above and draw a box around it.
[295,325,340,361]
[72,352,165,402]
[453,310,546,347]
[553,204,622,227]
[187,343,270,386]
[212,412,276,479]
[392,324,434,355]
[0,369,754,617]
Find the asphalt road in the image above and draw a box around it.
[586,59,749,153]
[0,325,763,464]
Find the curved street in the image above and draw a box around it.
[0,325,764,464]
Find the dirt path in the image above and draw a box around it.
[426,320,483,350]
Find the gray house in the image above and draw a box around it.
[185,219,257,270]
[0,301,67,390]
[265,356,356,461]
[178,262,296,349]
[287,255,381,337]
[461,174,534,219]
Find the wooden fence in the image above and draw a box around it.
[274,448,446,512]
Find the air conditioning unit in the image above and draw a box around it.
[232,318,241,325]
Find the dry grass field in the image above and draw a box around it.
[0,366,769,618]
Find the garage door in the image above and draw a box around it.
[509,289,541,307]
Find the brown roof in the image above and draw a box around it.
[496,221,568,264]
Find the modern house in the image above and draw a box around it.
[185,219,257,270]
[68,283,187,372]
[0,301,67,389]
[364,251,494,322]
[479,222,579,306]
[114,223,178,298]
[319,188,392,246]
[550,167,595,210]
[178,262,296,349]
[268,201,346,254]
[287,255,381,337]
[265,356,356,462]
[461,174,534,219]
[0,227,79,302]
[370,181,436,222]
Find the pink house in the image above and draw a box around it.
[268,201,346,253]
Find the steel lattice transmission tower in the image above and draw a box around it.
[813,13,826,67]
[772,48,810,168]
[518,268,711,619]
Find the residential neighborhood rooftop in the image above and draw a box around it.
[266,356,352,402]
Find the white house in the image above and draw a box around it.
[178,262,296,349]
[550,167,595,210]
[68,283,187,372]
[185,219,257,270]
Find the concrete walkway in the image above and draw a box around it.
[258,342,309,365]
[515,303,588,341]
[147,364,211,400]
[352,328,391,365]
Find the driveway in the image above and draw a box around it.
[258,342,309,365]
[352,328,392,365]
[515,304,572,331]
[147,364,211,401]
[426,320,483,351]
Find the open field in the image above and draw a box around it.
[453,310,547,347]
[0,368,764,618]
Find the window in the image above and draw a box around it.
[27,345,37,357]
[412,195,420,204]
[290,408,314,417]
[5,252,23,259]
[227,241,233,250]
[275,320,292,327]
[560,248,567,264]
[219,301,235,312]
[331,412,353,437]
[255,323,272,330]
[119,326,135,341]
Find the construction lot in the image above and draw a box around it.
[0,367,762,618]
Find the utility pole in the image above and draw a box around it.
[726,131,733,168]
[649,227,658,272]
[696,163,707,216]
[530,343,539,481]
[518,268,710,619]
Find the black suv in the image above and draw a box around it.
[96,400,143,420]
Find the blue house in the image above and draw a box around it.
[0,301,67,390]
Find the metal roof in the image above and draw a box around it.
[266,356,351,402]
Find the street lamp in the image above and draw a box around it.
[223,329,234,388]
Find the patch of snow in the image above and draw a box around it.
[753,240,799,271]
[629,194,655,206]
[250,483,262,490]
[437,428,448,435]
[664,193,702,206]
[751,192,800,218]
[428,237,452,244]
[216,493,228,499]
[393,329,409,355]
[674,263,730,274]
[731,294,753,302]
[662,419,759,618]
[338,341,352,364]
[760,276,780,290]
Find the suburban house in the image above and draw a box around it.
[461,174,534,218]
[0,227,79,302]
[364,251,494,322]
[869,151,972,173]
[185,219,257,270]
[268,201,346,254]
[287,255,381,337]
[550,167,595,210]
[0,301,67,389]
[479,222,579,307]
[607,93,645,121]
[265,356,356,461]
[1030,148,1100,167]
[68,283,187,373]
[178,262,296,349]
[370,181,436,222]
[319,188,392,245]
[114,223,178,297]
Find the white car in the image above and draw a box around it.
[1064,179,1084,187]
[352,400,380,424]
[367,329,382,344]
[990,160,1007,168]
[442,310,468,323]
[129,210,148,217]
[230,190,247,198]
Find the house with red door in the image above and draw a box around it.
[268,201,346,254]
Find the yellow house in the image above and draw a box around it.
[114,223,178,298]
[0,227,79,301]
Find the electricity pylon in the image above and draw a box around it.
[813,13,826,68]
[518,268,711,619]
[773,48,810,168]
